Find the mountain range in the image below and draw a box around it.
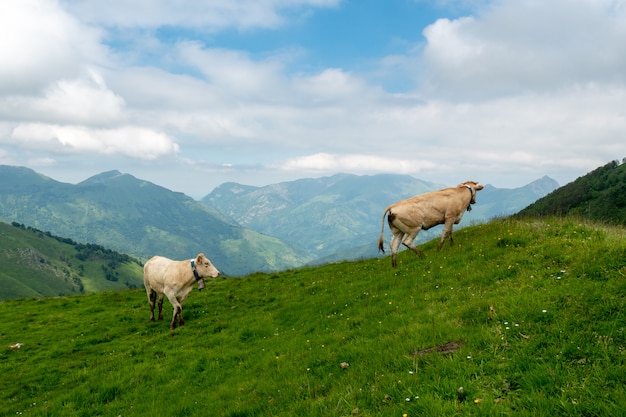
[202,174,559,263]
[0,165,559,275]
[0,166,308,276]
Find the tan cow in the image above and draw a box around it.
[378,181,484,267]
[144,253,220,329]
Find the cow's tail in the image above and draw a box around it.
[378,206,391,253]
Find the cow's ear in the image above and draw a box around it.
[197,253,205,262]
[476,184,484,190]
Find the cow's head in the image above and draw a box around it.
[459,181,484,204]
[194,253,221,279]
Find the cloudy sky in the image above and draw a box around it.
[1,0,625,198]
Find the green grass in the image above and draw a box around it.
[1,217,625,416]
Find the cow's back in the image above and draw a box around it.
[390,188,469,229]
[144,256,183,293]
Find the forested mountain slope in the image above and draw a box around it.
[0,221,143,300]
[516,160,626,224]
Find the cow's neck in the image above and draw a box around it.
[462,184,476,211]
[190,260,205,290]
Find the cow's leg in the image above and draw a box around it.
[170,307,181,330]
[165,294,182,330]
[389,231,404,267]
[177,297,185,327]
[157,295,165,321]
[437,219,455,251]
[402,229,424,258]
[169,305,181,330]
[147,289,157,322]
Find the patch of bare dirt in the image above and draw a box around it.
[413,340,463,356]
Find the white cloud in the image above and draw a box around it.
[9,124,179,159]
[176,42,287,97]
[292,68,375,103]
[419,0,626,98]
[1,70,126,125]
[0,0,106,94]
[282,152,436,174]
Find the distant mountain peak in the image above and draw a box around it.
[79,170,127,185]
[0,165,60,190]
[101,169,123,177]
[524,176,559,195]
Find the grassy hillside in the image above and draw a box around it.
[0,221,144,300]
[1,217,625,416]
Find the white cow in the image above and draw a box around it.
[143,253,220,329]
[378,181,484,267]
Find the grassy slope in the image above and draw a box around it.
[0,222,144,300]
[1,217,625,416]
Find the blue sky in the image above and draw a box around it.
[205,1,443,69]
[110,1,462,89]
[1,0,626,198]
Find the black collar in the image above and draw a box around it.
[463,184,476,211]
[190,260,202,282]
[463,184,476,202]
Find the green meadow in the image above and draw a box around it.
[1,217,625,416]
